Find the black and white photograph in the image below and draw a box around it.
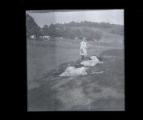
[26,9,124,111]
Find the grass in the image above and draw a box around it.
[27,29,124,111]
[27,48,124,111]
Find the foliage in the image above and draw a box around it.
[26,15,123,40]
[26,14,42,39]
[41,25,49,36]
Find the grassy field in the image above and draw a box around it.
[27,29,124,111]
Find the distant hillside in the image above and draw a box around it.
[26,14,124,40]
[41,21,123,40]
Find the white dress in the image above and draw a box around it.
[80,41,87,57]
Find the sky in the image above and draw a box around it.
[26,10,124,27]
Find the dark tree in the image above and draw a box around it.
[26,14,42,39]
[48,24,57,37]
[42,25,49,36]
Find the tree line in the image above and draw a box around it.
[26,14,123,40]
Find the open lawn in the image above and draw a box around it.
[27,30,124,111]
